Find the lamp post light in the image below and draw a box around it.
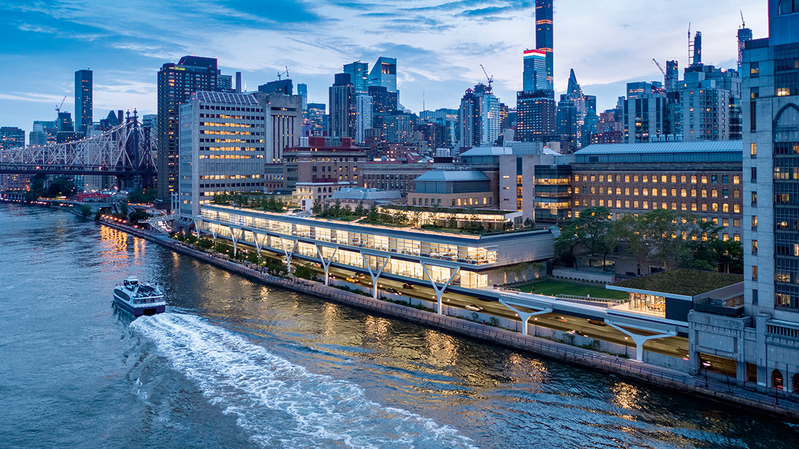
[624,336,629,358]
[534,317,538,337]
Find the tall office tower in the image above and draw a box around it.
[355,95,373,144]
[666,60,680,90]
[555,96,578,151]
[30,120,57,146]
[516,90,556,141]
[0,127,27,191]
[458,83,500,148]
[692,31,703,66]
[305,103,326,134]
[344,61,369,95]
[522,49,547,92]
[368,57,397,93]
[178,92,266,216]
[218,74,233,92]
[258,79,293,95]
[74,69,92,138]
[622,82,670,143]
[679,64,740,141]
[368,85,398,141]
[535,0,554,91]
[297,83,308,110]
[142,114,157,134]
[329,73,356,138]
[157,55,219,202]
[688,0,799,391]
[738,26,753,70]
[236,72,242,94]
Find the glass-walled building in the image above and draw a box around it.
[195,205,554,291]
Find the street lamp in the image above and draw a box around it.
[624,336,629,358]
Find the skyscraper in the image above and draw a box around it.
[535,0,554,91]
[329,73,356,138]
[344,61,369,95]
[522,49,547,92]
[368,57,397,93]
[156,56,219,202]
[516,90,556,141]
[738,25,753,70]
[297,83,308,110]
[355,95,373,144]
[458,83,500,148]
[75,69,92,138]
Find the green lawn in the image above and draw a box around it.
[517,279,628,300]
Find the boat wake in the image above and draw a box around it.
[131,313,477,448]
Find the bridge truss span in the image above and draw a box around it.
[0,116,157,185]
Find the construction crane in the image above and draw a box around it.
[652,58,671,89]
[741,10,745,28]
[276,67,291,80]
[479,64,493,92]
[55,96,66,114]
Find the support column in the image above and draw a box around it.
[193,218,203,236]
[229,226,241,257]
[254,232,265,256]
[360,251,390,299]
[421,263,460,315]
[607,322,676,362]
[316,244,338,286]
[280,238,298,273]
[498,300,552,336]
[210,224,218,243]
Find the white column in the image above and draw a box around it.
[229,226,241,257]
[316,244,338,286]
[498,300,552,336]
[421,263,460,315]
[360,251,390,299]
[280,238,298,273]
[254,232,265,256]
[193,218,203,236]
[607,322,676,362]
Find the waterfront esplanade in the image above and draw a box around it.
[194,205,554,313]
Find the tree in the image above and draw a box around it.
[213,194,231,205]
[575,207,616,272]
[128,188,157,204]
[293,263,316,280]
[640,209,692,271]
[354,201,366,217]
[312,200,322,215]
[447,215,458,229]
[119,202,129,218]
[554,218,581,268]
[610,213,651,272]
[366,205,379,222]
[80,204,92,217]
[129,210,150,227]
[524,217,535,229]
[47,177,75,197]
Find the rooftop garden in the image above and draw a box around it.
[610,269,744,297]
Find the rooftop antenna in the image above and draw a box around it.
[423,90,426,112]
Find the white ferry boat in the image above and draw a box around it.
[113,277,166,317]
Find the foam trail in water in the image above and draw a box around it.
[131,314,477,448]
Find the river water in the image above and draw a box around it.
[1,203,797,448]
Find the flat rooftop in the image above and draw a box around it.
[610,269,744,297]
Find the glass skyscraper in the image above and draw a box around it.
[75,69,92,138]
[535,0,553,91]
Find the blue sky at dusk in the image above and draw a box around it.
[1,0,767,136]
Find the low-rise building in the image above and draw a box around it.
[571,141,743,240]
[194,204,554,307]
[282,136,366,190]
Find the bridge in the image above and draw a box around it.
[0,112,157,190]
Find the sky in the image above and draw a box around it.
[0,0,768,137]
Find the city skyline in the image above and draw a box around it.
[1,0,765,134]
